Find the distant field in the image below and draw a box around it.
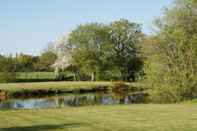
[15,72,74,82]
[0,104,197,131]
[17,72,57,79]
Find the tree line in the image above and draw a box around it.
[0,51,57,82]
[63,19,144,82]
[143,0,197,102]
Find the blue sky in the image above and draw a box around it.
[0,0,173,55]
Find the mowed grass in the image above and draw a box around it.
[17,72,57,79]
[0,81,143,95]
[0,104,197,131]
[0,81,114,94]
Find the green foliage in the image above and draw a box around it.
[16,53,39,72]
[0,50,57,83]
[109,19,144,81]
[68,23,112,81]
[0,72,17,83]
[35,51,57,71]
[67,20,144,81]
[145,0,197,103]
[0,51,57,73]
[0,51,57,83]
[0,55,17,83]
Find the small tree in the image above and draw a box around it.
[0,55,17,83]
[37,51,57,71]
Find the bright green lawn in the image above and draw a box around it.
[0,81,143,95]
[0,81,113,94]
[17,72,57,79]
[0,104,197,131]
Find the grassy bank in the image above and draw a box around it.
[0,81,144,96]
[0,82,113,95]
[0,104,197,131]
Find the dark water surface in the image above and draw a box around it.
[0,92,147,110]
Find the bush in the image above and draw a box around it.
[0,72,17,83]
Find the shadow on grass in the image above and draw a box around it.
[0,123,84,131]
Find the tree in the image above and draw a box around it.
[68,23,110,81]
[145,0,197,102]
[49,37,75,80]
[0,55,17,83]
[36,51,57,71]
[109,19,144,81]
[16,53,38,72]
[61,20,144,81]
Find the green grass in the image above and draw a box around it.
[0,104,197,131]
[17,72,57,79]
[0,81,114,94]
[0,81,143,95]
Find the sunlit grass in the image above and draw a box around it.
[0,81,113,93]
[0,104,197,131]
[0,81,143,95]
[17,72,57,79]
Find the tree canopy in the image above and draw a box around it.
[65,19,144,81]
[145,0,197,102]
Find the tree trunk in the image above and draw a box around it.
[91,72,95,81]
[73,73,76,81]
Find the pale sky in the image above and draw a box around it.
[0,0,173,55]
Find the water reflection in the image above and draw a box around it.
[0,92,146,109]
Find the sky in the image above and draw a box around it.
[0,0,173,55]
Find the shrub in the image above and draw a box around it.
[0,72,17,83]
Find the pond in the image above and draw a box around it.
[0,91,147,110]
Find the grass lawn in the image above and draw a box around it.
[0,104,197,131]
[17,72,57,79]
[0,81,143,95]
[0,81,114,94]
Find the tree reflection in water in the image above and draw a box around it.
[0,92,147,109]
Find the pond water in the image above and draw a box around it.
[0,92,147,110]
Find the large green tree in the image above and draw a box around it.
[109,19,143,81]
[66,20,144,81]
[68,23,111,81]
[145,0,197,102]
